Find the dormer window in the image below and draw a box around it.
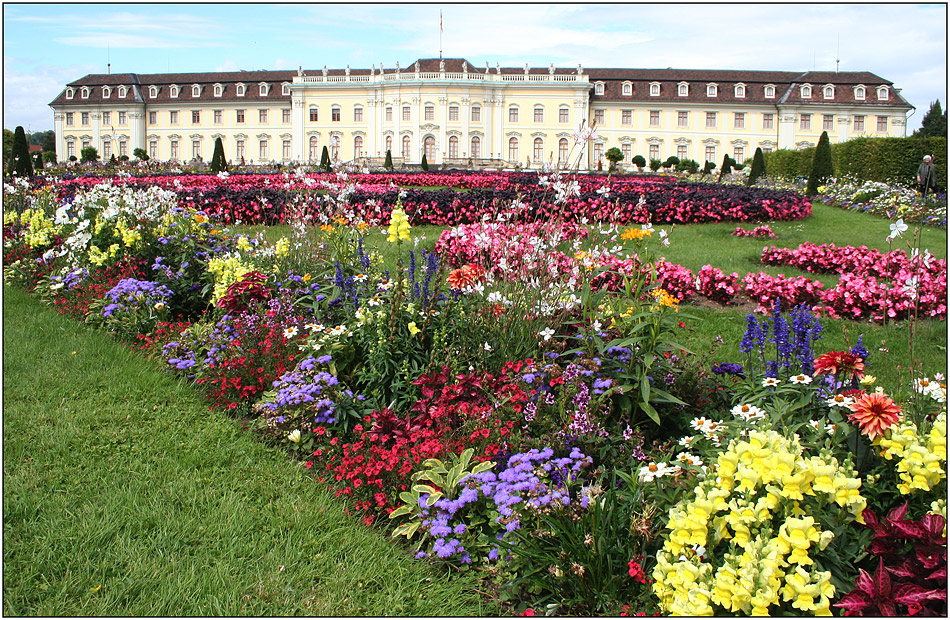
[650,82,660,96]
[734,83,746,98]
[854,85,866,100]
[80,87,90,99]
[800,84,812,98]
[877,86,889,100]
[594,81,605,96]
[65,87,74,99]
[214,84,223,97]
[191,84,200,97]
[170,85,179,98]
[236,83,246,97]
[706,83,718,97]
[281,82,290,96]
[118,86,127,98]
[621,81,632,96]
[764,84,776,98]
[149,86,158,98]
[259,83,269,96]
[102,86,111,98]
[823,84,835,100]
[678,82,689,96]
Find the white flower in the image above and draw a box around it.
[790,374,813,385]
[287,429,301,443]
[761,377,781,388]
[678,436,696,448]
[483,342,493,351]
[887,218,908,240]
[825,394,855,408]
[730,403,766,422]
[659,229,670,246]
[283,326,299,339]
[902,276,919,299]
[676,452,704,468]
[591,319,602,333]
[638,461,680,482]
[539,327,555,341]
[641,223,655,233]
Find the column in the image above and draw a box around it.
[439,94,448,163]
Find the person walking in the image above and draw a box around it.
[916,154,937,197]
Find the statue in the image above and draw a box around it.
[462,61,468,73]
[577,64,583,75]
[495,63,501,74]
[439,59,445,72]
[345,65,350,76]
[549,63,555,76]
[485,62,490,74]
[322,66,328,77]
[524,63,530,75]
[297,66,303,77]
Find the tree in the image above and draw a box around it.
[806,130,834,195]
[384,149,394,171]
[320,145,330,172]
[32,151,44,171]
[3,128,15,166]
[702,160,716,175]
[913,100,947,139]
[10,126,34,178]
[43,151,57,165]
[717,154,735,181]
[420,153,429,171]
[649,158,661,171]
[747,147,766,186]
[133,147,149,161]
[605,146,624,171]
[41,130,56,154]
[109,154,118,166]
[663,155,680,168]
[631,154,646,168]
[80,145,99,163]
[209,137,228,173]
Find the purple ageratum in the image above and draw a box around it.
[101,278,173,318]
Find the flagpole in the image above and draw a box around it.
[439,11,443,59]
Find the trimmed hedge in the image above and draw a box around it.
[763,136,947,188]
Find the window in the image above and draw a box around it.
[192,139,201,160]
[508,106,519,123]
[533,138,543,161]
[102,111,111,125]
[148,111,156,125]
[386,107,393,121]
[424,136,435,161]
[149,86,158,98]
[67,141,75,158]
[103,86,111,99]
[471,106,481,122]
[449,106,459,121]
[214,110,223,124]
[81,112,89,126]
[82,139,90,151]
[677,111,689,127]
[764,85,775,98]
[236,84,245,97]
[854,86,866,100]
[214,84,223,97]
[734,146,744,162]
[649,144,659,160]
[706,83,718,97]
[353,136,362,157]
[331,107,340,122]
[81,87,89,99]
[66,112,74,126]
[649,110,660,127]
[309,108,318,122]
[622,143,632,162]
[402,135,411,159]
[149,140,158,159]
[594,81,605,95]
[761,145,773,154]
[282,83,290,96]
[119,141,127,157]
[534,107,544,123]
[877,116,888,132]
[170,139,179,160]
[734,112,745,129]
[735,84,746,98]
[118,86,127,98]
[800,114,811,130]
[823,85,834,99]
[559,107,569,123]
[877,86,889,100]
[594,109,605,125]
[354,107,363,122]
[260,109,268,123]
[558,138,568,163]
[283,139,292,159]
[385,135,392,154]
[705,145,716,164]
[330,138,339,160]
[424,105,434,121]
[448,136,458,158]
[763,113,774,129]
[594,142,603,163]
[622,110,632,125]
[236,140,245,160]
[705,112,717,128]
[170,86,179,98]
[622,82,632,96]
[853,115,865,132]
[678,83,688,96]
[118,112,127,125]
[102,140,111,159]
[192,110,200,124]
[508,137,519,161]
[800,85,812,98]
[66,88,74,100]
[259,139,268,160]
[650,82,660,96]
[236,109,245,123]
[677,144,687,160]
[471,136,480,158]
[259,83,268,96]
[170,111,179,125]
[309,136,319,161]
[403,106,411,121]
[283,109,291,123]
[823,114,834,131]
[192,85,200,97]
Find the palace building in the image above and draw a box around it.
[49,57,913,169]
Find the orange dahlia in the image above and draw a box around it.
[848,392,902,440]
[813,351,866,379]
[447,263,486,290]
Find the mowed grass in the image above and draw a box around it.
[2,285,496,616]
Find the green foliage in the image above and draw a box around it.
[43,151,57,164]
[133,147,149,161]
[384,149,394,171]
[3,128,16,166]
[320,145,330,172]
[605,147,624,171]
[109,154,118,167]
[806,131,835,195]
[747,147,766,186]
[675,158,699,174]
[10,126,33,178]
[631,154,646,168]
[421,153,429,171]
[663,155,680,168]
[702,160,716,175]
[913,100,947,139]
[717,153,735,181]
[40,130,56,153]
[209,137,227,174]
[80,145,99,163]
[31,152,44,171]
[649,158,661,171]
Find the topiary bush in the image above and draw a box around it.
[806,131,834,195]
[632,155,646,168]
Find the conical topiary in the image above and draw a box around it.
[717,154,734,182]
[384,149,393,171]
[806,131,834,196]
[320,146,330,172]
[10,126,33,178]
[747,147,766,186]
[420,153,429,171]
[209,137,228,173]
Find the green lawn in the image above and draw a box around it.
[2,285,496,616]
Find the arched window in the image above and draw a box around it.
[800,85,812,98]
[854,85,866,100]
[533,138,543,162]
[508,137,519,161]
[385,135,393,154]
[558,138,569,164]
[424,136,436,161]
[259,83,269,96]
[192,85,201,97]
[309,136,319,161]
[149,86,158,98]
[735,84,746,98]
[118,86,127,98]
[282,83,290,96]
[823,85,835,99]
[678,83,689,96]
[330,136,339,160]
[764,85,775,98]
[594,81,605,95]
[80,87,89,99]
[706,83,718,97]
[402,135,411,159]
[214,84,223,97]
[622,82,632,96]
[354,136,363,158]
[170,85,179,98]
[103,86,111,98]
[448,136,459,159]
[471,136,481,158]
[236,84,246,97]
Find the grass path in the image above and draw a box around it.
[2,285,495,616]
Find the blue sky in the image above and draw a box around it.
[3,3,946,133]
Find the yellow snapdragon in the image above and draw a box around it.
[208,255,258,303]
[874,411,947,494]
[387,204,411,243]
[275,237,290,257]
[19,208,60,248]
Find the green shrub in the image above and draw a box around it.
[10,126,33,178]
[384,149,394,171]
[43,151,57,164]
[421,153,429,171]
[133,147,149,161]
[631,154,646,168]
[747,147,766,186]
[663,155,680,168]
[209,137,228,174]
[806,131,835,195]
[675,158,699,174]
[80,146,99,163]
[649,158,661,171]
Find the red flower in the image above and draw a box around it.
[849,392,902,440]
[813,350,865,379]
